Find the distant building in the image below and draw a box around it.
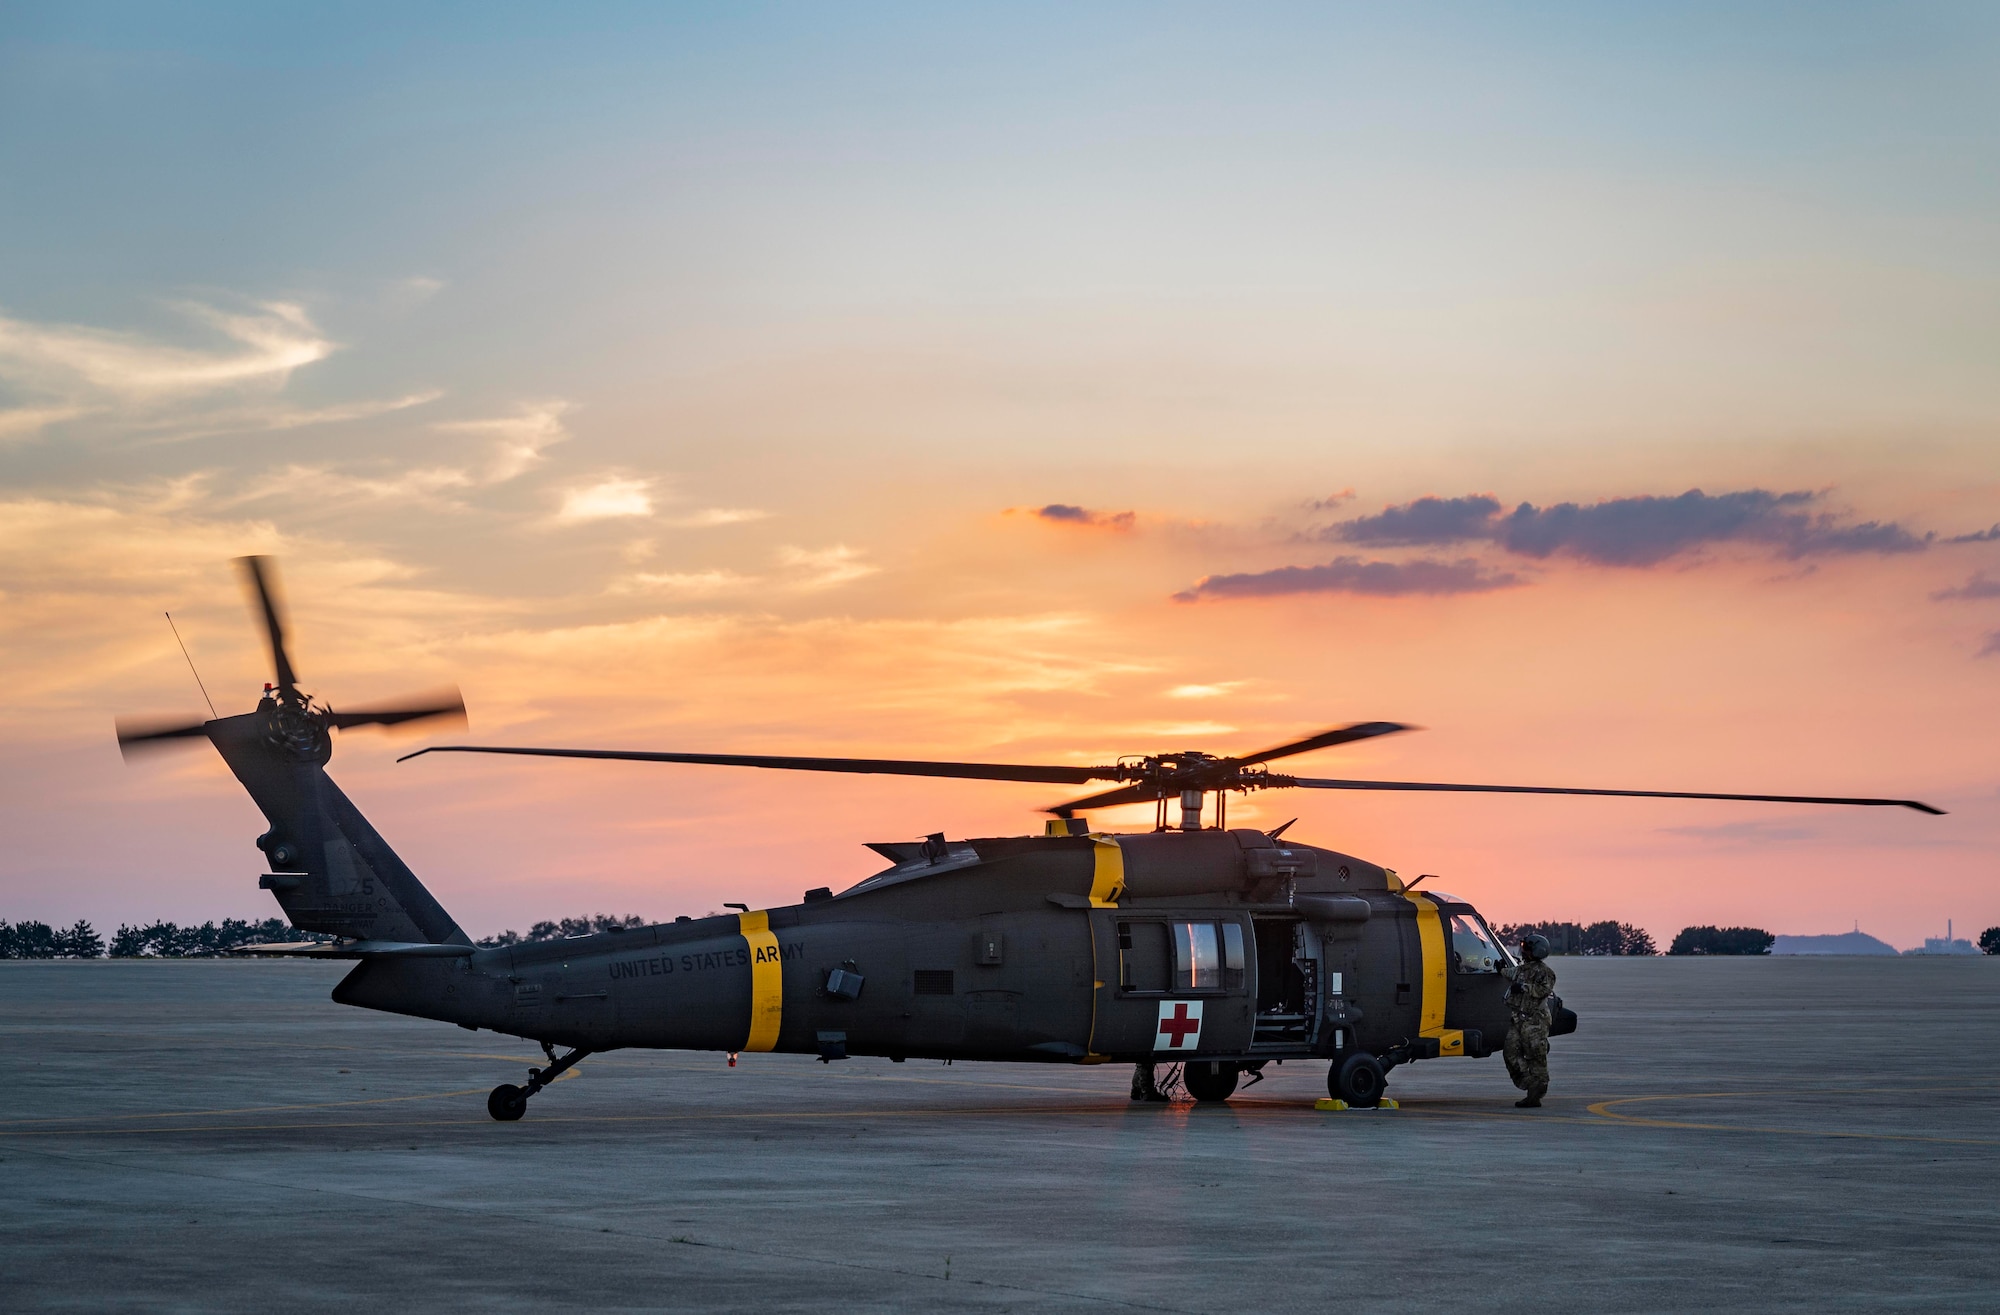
[1903,919,1980,957]
[1772,931,1897,957]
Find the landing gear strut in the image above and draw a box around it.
[488,1041,591,1121]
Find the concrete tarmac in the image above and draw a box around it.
[3,955,1997,1312]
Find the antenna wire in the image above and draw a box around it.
[165,612,219,719]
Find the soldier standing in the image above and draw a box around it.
[1500,933,1557,1108]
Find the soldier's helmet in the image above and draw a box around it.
[1521,934,1551,961]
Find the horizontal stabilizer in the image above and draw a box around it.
[229,940,476,959]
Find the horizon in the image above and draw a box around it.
[1,897,1987,958]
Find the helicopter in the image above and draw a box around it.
[119,558,1943,1121]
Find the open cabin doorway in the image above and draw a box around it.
[1251,915,1316,1051]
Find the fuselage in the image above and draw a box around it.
[333,827,1530,1070]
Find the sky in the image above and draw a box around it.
[2,2,1997,949]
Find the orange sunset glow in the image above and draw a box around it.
[3,8,1996,950]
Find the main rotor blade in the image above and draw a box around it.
[400,744,1120,786]
[1287,777,1944,815]
[115,717,211,758]
[325,687,467,732]
[1045,783,1158,817]
[235,555,298,696]
[1234,722,1413,765]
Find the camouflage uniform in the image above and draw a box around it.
[1130,1063,1169,1103]
[1501,958,1557,1103]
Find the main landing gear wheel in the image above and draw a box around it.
[486,1043,593,1121]
[1183,1060,1240,1103]
[487,1083,528,1121]
[1332,1053,1386,1108]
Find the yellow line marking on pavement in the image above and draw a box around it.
[1584,1090,2000,1147]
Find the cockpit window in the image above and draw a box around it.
[1449,913,1503,974]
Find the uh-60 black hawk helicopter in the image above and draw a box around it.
[120,558,1942,1121]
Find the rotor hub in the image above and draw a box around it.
[261,697,331,763]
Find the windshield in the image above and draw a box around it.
[1448,912,1505,973]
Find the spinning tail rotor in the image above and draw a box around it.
[116,556,466,759]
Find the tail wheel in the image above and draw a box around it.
[1332,1053,1386,1108]
[487,1083,528,1121]
[1183,1060,1240,1103]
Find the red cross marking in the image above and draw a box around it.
[1158,1002,1200,1047]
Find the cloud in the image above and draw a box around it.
[224,462,477,509]
[619,569,754,597]
[1035,504,1135,531]
[612,544,877,598]
[0,405,86,442]
[1174,556,1521,602]
[1933,573,2000,602]
[662,507,770,529]
[1327,488,1932,566]
[132,389,447,447]
[1332,494,1503,546]
[1948,524,2000,544]
[1134,721,1238,739]
[778,544,877,589]
[0,300,332,398]
[1166,682,1244,699]
[558,478,654,523]
[253,391,443,433]
[435,402,571,482]
[1660,818,1832,846]
[1982,632,2000,659]
[385,276,444,312]
[0,301,453,452]
[198,399,571,514]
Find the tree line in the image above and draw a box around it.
[0,918,335,958]
[1498,921,1790,955]
[1667,925,1776,955]
[0,914,649,957]
[476,914,647,947]
[1496,920,1658,955]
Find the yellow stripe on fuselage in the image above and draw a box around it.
[738,910,783,1052]
[1088,836,1124,907]
[1082,834,1124,1057]
[1403,891,1449,1039]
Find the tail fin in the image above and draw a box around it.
[207,708,469,946]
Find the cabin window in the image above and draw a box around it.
[1220,921,1245,991]
[1119,921,1171,991]
[1448,913,1503,974]
[1122,920,1246,993]
[1174,922,1220,991]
